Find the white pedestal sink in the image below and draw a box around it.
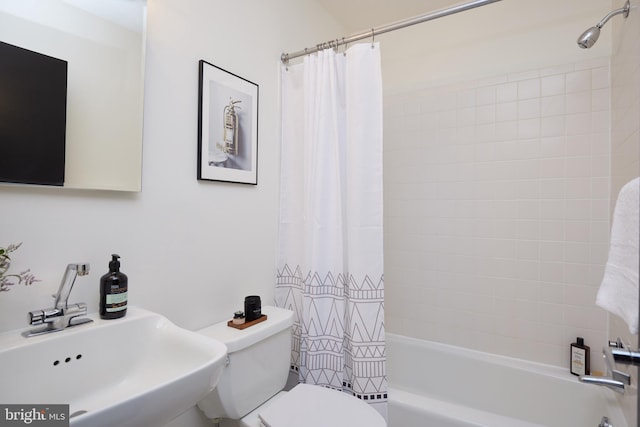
[0,306,227,427]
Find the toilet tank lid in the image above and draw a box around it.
[197,305,294,353]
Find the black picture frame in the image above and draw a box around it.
[197,60,259,185]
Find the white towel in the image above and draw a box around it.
[596,177,640,334]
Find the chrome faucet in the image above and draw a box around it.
[598,416,612,427]
[579,375,626,393]
[608,337,640,366]
[23,263,92,337]
[579,338,634,394]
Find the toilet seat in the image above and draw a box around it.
[257,384,386,427]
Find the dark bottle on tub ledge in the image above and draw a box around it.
[100,254,128,319]
[570,337,590,376]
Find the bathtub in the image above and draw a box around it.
[387,333,628,427]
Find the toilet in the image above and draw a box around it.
[197,305,386,427]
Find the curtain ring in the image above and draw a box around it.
[371,28,375,48]
[342,37,347,56]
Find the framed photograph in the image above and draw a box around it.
[198,60,258,184]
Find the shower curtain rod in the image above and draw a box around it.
[280,0,502,64]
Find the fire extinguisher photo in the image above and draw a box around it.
[222,97,241,156]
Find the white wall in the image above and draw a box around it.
[1,2,343,424]
[0,0,343,338]
[382,0,620,373]
[610,0,640,424]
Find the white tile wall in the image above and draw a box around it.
[384,58,611,371]
[609,0,640,424]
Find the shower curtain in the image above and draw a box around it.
[276,43,386,406]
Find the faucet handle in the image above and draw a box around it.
[27,308,63,326]
[599,416,611,427]
[608,338,624,348]
[611,347,640,367]
[28,310,45,325]
[603,346,632,384]
[66,302,88,316]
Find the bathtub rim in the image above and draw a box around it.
[387,332,590,382]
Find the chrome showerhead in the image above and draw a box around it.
[577,0,630,49]
[577,26,601,49]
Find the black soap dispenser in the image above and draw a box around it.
[100,254,128,319]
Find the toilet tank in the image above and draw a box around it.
[197,306,294,420]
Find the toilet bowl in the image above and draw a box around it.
[197,306,386,427]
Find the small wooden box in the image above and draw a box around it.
[227,314,267,330]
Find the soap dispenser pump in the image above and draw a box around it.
[100,254,128,319]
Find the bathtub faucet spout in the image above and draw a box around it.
[578,375,625,394]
